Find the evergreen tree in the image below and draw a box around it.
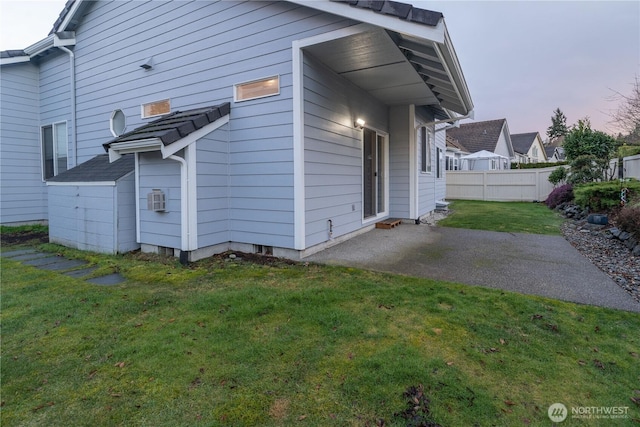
[546,108,568,142]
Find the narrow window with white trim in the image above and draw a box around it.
[420,126,432,173]
[234,75,280,102]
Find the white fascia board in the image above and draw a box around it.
[57,0,85,33]
[288,0,445,44]
[108,138,163,157]
[46,181,117,186]
[161,115,229,159]
[0,56,31,65]
[438,25,473,114]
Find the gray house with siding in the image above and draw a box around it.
[0,0,473,261]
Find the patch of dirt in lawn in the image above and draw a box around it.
[1,230,49,246]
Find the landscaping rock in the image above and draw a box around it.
[562,221,640,303]
[587,214,608,225]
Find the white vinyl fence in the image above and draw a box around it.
[446,167,558,202]
[623,154,640,179]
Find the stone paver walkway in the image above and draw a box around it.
[1,249,125,285]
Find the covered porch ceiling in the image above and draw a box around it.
[303,27,472,119]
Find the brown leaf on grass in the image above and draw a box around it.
[32,402,54,412]
[630,397,640,407]
[114,361,125,368]
[88,370,98,379]
[189,377,202,390]
[432,328,442,335]
[593,359,605,370]
[110,393,121,398]
[504,400,516,406]
[298,414,307,421]
[594,325,600,332]
[578,360,586,366]
[523,418,531,425]
[593,347,599,352]
[500,408,512,414]
[446,361,454,366]
[499,338,506,345]
[134,323,143,328]
[630,352,639,358]
[531,314,543,320]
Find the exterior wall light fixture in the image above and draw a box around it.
[354,118,365,129]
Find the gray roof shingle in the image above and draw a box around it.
[0,50,28,59]
[341,0,443,26]
[47,154,134,183]
[446,119,507,153]
[103,103,231,151]
[510,132,538,155]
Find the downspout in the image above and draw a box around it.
[168,154,190,264]
[57,45,77,168]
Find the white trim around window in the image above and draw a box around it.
[41,121,68,180]
[141,99,171,119]
[234,75,280,102]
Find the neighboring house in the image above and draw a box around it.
[445,134,468,170]
[544,137,566,163]
[446,119,514,170]
[0,0,473,261]
[511,132,547,164]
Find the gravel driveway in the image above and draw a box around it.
[305,224,640,313]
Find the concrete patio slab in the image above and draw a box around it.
[306,224,640,313]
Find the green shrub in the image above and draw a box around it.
[548,167,568,186]
[573,179,640,212]
[511,161,568,169]
[615,206,640,239]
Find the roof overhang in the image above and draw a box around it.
[106,113,230,162]
[0,32,76,66]
[289,1,473,118]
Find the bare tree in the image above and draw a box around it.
[609,75,640,139]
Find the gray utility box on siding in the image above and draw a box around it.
[46,154,139,254]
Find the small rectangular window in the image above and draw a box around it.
[42,122,68,180]
[420,126,431,173]
[234,75,279,102]
[437,148,443,178]
[142,99,171,118]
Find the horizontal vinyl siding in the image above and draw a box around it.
[196,125,230,247]
[71,0,353,162]
[39,50,73,167]
[138,152,182,249]
[116,174,139,252]
[69,0,360,250]
[0,62,46,223]
[389,106,411,219]
[303,54,388,247]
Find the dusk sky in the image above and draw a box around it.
[1,0,638,139]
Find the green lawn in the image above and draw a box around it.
[438,200,564,235]
[2,242,639,426]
